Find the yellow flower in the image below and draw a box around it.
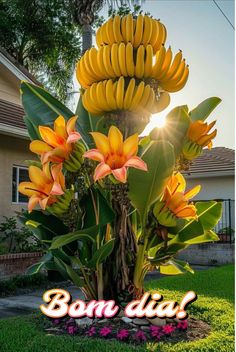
[187,120,217,149]
[18,163,65,212]
[30,115,81,164]
[154,173,200,226]
[84,126,147,183]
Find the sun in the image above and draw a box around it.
[140,112,167,136]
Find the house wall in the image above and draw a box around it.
[0,134,35,221]
[0,64,21,105]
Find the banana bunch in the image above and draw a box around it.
[49,190,74,217]
[182,140,203,160]
[96,14,167,54]
[82,77,170,116]
[76,43,188,93]
[64,141,86,172]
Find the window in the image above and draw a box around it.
[12,166,29,203]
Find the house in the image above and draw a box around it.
[0,47,38,221]
[179,147,235,265]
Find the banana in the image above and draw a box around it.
[82,88,101,115]
[123,78,136,109]
[144,44,153,77]
[154,92,170,113]
[112,80,118,109]
[100,22,109,45]
[116,77,125,110]
[146,87,156,113]
[162,50,183,82]
[88,48,104,80]
[129,81,145,110]
[161,65,189,92]
[76,62,90,88]
[142,15,152,45]
[89,82,100,108]
[111,43,121,76]
[126,13,134,44]
[161,22,167,45]
[149,19,159,50]
[169,60,186,83]
[157,46,173,80]
[133,14,144,47]
[106,17,115,45]
[105,79,117,110]
[113,15,123,42]
[133,84,151,113]
[126,43,135,77]
[118,43,128,76]
[96,81,109,111]
[152,21,165,53]
[97,46,109,79]
[135,45,145,78]
[96,26,103,47]
[121,15,127,42]
[85,49,102,81]
[103,45,116,77]
[152,45,166,78]
[80,55,97,84]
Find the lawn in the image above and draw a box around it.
[0,265,234,352]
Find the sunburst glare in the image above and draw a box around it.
[140,112,167,136]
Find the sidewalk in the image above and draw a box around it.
[0,265,212,319]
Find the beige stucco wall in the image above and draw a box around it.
[0,64,21,104]
[0,134,35,221]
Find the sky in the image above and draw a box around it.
[72,0,235,148]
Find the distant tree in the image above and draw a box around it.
[0,0,82,102]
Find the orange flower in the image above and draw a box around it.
[163,173,200,218]
[187,120,217,149]
[18,163,65,212]
[84,126,147,183]
[30,115,81,164]
[154,173,200,226]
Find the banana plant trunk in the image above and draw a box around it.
[82,24,93,53]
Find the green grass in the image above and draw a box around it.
[0,265,234,352]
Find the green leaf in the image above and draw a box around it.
[128,141,175,225]
[21,82,74,126]
[23,116,41,140]
[56,258,84,287]
[80,188,115,229]
[171,201,222,243]
[184,230,219,244]
[50,225,99,249]
[160,259,194,275]
[189,97,222,122]
[26,262,44,275]
[87,239,115,268]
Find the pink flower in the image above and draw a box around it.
[52,319,61,325]
[86,326,96,337]
[177,320,188,330]
[149,325,163,339]
[134,330,147,342]
[117,329,129,341]
[99,326,112,337]
[67,325,77,335]
[162,325,176,335]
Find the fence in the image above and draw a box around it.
[196,199,235,244]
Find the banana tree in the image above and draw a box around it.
[19,13,222,304]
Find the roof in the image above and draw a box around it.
[0,99,28,138]
[0,46,40,85]
[184,147,235,178]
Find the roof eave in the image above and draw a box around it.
[0,123,29,140]
[184,170,235,178]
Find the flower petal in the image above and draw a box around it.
[39,126,64,147]
[29,166,51,186]
[28,196,41,212]
[54,115,67,139]
[187,121,208,142]
[112,167,127,183]
[51,182,64,196]
[51,163,63,181]
[30,140,53,154]
[84,149,105,162]
[66,116,78,134]
[94,162,111,181]
[41,148,67,164]
[39,197,50,210]
[67,132,81,144]
[123,134,139,158]
[175,205,197,218]
[18,182,41,197]
[197,129,217,147]
[124,156,147,171]
[205,120,216,133]
[90,132,110,156]
[108,126,123,154]
[184,185,201,200]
